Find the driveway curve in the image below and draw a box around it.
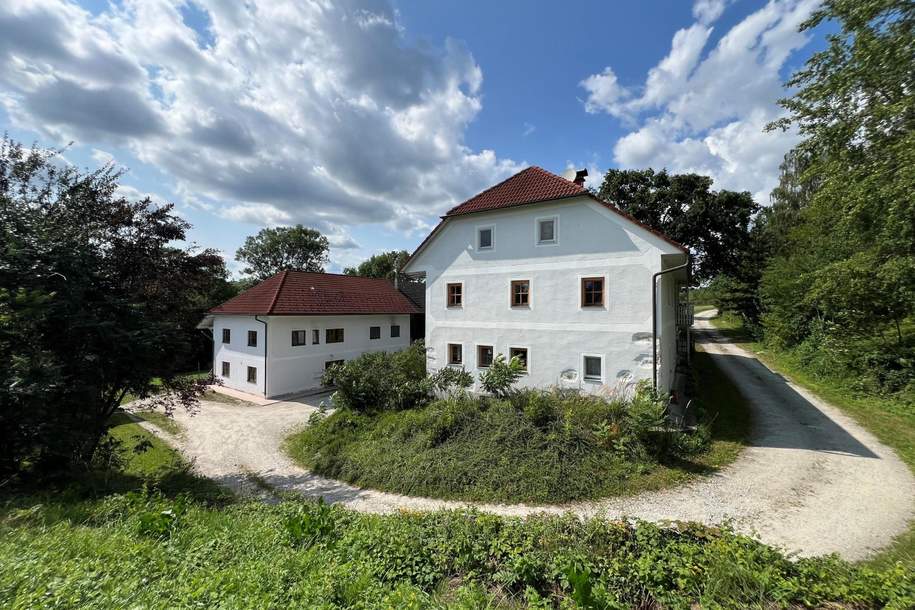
[139,312,915,560]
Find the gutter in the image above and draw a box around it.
[255,315,268,398]
[651,257,690,393]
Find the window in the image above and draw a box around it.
[391,324,400,338]
[221,361,230,377]
[325,359,344,370]
[537,217,557,244]
[477,345,494,368]
[477,226,493,250]
[369,326,381,340]
[583,356,602,382]
[511,280,530,307]
[447,283,463,307]
[326,328,344,343]
[221,328,231,344]
[247,330,257,347]
[509,347,528,372]
[581,277,605,307]
[292,330,307,346]
[247,366,257,384]
[448,343,463,365]
[312,329,320,344]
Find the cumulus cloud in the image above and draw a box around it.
[580,0,818,203]
[0,0,520,237]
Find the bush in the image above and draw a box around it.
[289,385,710,504]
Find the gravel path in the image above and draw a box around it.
[140,312,915,560]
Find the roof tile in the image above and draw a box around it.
[446,166,585,216]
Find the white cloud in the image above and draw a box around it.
[581,0,818,203]
[693,0,731,24]
[0,0,520,236]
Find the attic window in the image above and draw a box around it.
[537,217,557,244]
[477,226,494,250]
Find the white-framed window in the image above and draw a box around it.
[221,361,230,377]
[247,330,258,347]
[292,330,307,346]
[221,328,231,344]
[369,326,381,340]
[477,225,494,250]
[247,366,257,384]
[447,343,463,366]
[582,354,604,383]
[536,215,558,245]
[508,346,529,373]
[312,329,320,344]
[477,344,494,368]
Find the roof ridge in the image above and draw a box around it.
[530,165,585,189]
[283,269,389,281]
[445,166,539,215]
[266,270,288,314]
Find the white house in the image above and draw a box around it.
[401,166,690,396]
[206,271,419,398]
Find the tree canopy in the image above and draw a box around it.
[343,250,410,280]
[235,225,329,280]
[0,138,219,476]
[596,168,759,284]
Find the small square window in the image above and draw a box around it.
[312,329,320,344]
[581,277,604,307]
[247,366,257,384]
[511,280,530,307]
[447,283,463,307]
[369,326,381,340]
[477,345,494,368]
[448,343,463,365]
[509,347,528,372]
[221,361,230,377]
[538,218,556,244]
[326,328,344,343]
[222,328,231,344]
[478,226,493,250]
[247,330,258,347]
[292,330,307,346]
[584,356,602,382]
[391,324,400,338]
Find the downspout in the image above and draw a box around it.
[652,257,690,393]
[255,315,268,398]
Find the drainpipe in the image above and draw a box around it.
[255,315,268,398]
[652,257,690,393]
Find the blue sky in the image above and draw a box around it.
[0,0,825,275]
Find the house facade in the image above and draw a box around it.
[401,166,690,396]
[206,271,418,398]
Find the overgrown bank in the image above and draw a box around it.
[2,415,913,609]
[286,345,749,504]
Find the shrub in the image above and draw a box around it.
[478,354,525,397]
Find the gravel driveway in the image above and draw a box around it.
[139,311,915,560]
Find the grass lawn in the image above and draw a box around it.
[285,352,750,505]
[2,413,912,608]
[693,303,716,314]
[132,409,184,437]
[709,311,915,569]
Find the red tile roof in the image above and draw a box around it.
[209,271,421,316]
[445,166,586,216]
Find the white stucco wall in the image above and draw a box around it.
[213,313,411,398]
[404,196,686,396]
[265,314,411,397]
[212,315,267,396]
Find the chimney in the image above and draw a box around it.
[573,168,588,187]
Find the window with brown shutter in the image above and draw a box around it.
[581,277,604,307]
[447,283,463,307]
[511,280,530,307]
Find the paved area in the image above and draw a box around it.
[136,312,915,560]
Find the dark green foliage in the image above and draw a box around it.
[289,386,710,504]
[0,138,218,477]
[343,249,410,280]
[478,354,525,398]
[596,168,759,284]
[235,224,330,279]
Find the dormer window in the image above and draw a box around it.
[477,226,494,250]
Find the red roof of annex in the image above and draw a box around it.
[209,271,421,316]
